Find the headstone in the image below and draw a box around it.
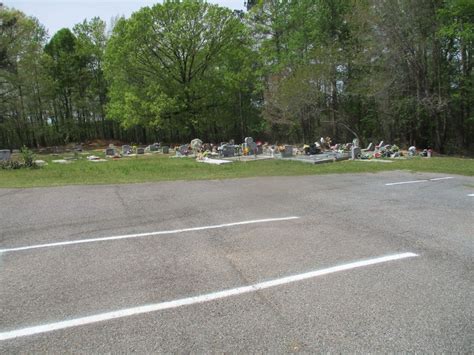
[282,145,293,158]
[105,147,116,156]
[221,144,234,157]
[162,146,170,154]
[190,138,203,152]
[149,143,159,152]
[52,159,72,164]
[320,137,326,149]
[137,147,145,154]
[122,145,132,155]
[351,146,361,160]
[244,137,257,154]
[34,160,47,167]
[269,146,276,157]
[352,138,360,148]
[0,149,11,161]
[180,145,188,155]
[75,144,83,152]
[244,137,253,145]
[309,144,320,155]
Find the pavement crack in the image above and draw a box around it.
[114,186,128,209]
[206,229,307,352]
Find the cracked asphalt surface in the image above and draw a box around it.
[1,171,473,352]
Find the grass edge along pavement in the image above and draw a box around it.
[0,155,473,188]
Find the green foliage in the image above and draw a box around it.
[0,6,47,148]
[0,160,23,170]
[20,145,37,167]
[104,0,260,141]
[0,0,472,153]
[0,146,39,170]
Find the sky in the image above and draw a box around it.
[5,0,246,37]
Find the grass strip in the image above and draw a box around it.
[1,155,472,188]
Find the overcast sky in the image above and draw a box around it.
[5,0,246,37]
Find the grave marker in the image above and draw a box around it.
[221,144,234,157]
[282,145,293,158]
[0,149,11,161]
[122,145,132,155]
[179,145,189,156]
[351,146,361,160]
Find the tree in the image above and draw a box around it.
[360,0,466,152]
[43,28,80,141]
[251,0,356,143]
[73,17,109,138]
[438,0,474,151]
[105,0,251,141]
[0,6,47,148]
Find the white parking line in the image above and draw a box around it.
[429,177,453,181]
[0,252,418,341]
[385,177,453,186]
[468,194,474,197]
[385,179,428,186]
[0,216,300,254]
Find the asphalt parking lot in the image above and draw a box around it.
[1,171,473,352]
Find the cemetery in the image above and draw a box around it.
[167,136,439,165]
[1,136,438,168]
[1,137,472,189]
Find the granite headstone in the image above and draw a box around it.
[0,149,11,161]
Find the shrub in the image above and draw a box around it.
[20,146,37,168]
[0,160,24,170]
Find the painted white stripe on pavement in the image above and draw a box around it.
[0,252,418,341]
[429,177,453,181]
[385,179,428,186]
[0,216,300,254]
[385,177,453,186]
[468,194,474,197]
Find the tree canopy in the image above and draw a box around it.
[0,0,472,153]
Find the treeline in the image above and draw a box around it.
[0,0,473,153]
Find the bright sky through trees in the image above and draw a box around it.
[6,0,245,36]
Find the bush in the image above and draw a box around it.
[20,146,37,168]
[0,160,24,170]
[0,147,40,170]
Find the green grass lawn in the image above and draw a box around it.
[1,153,473,188]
